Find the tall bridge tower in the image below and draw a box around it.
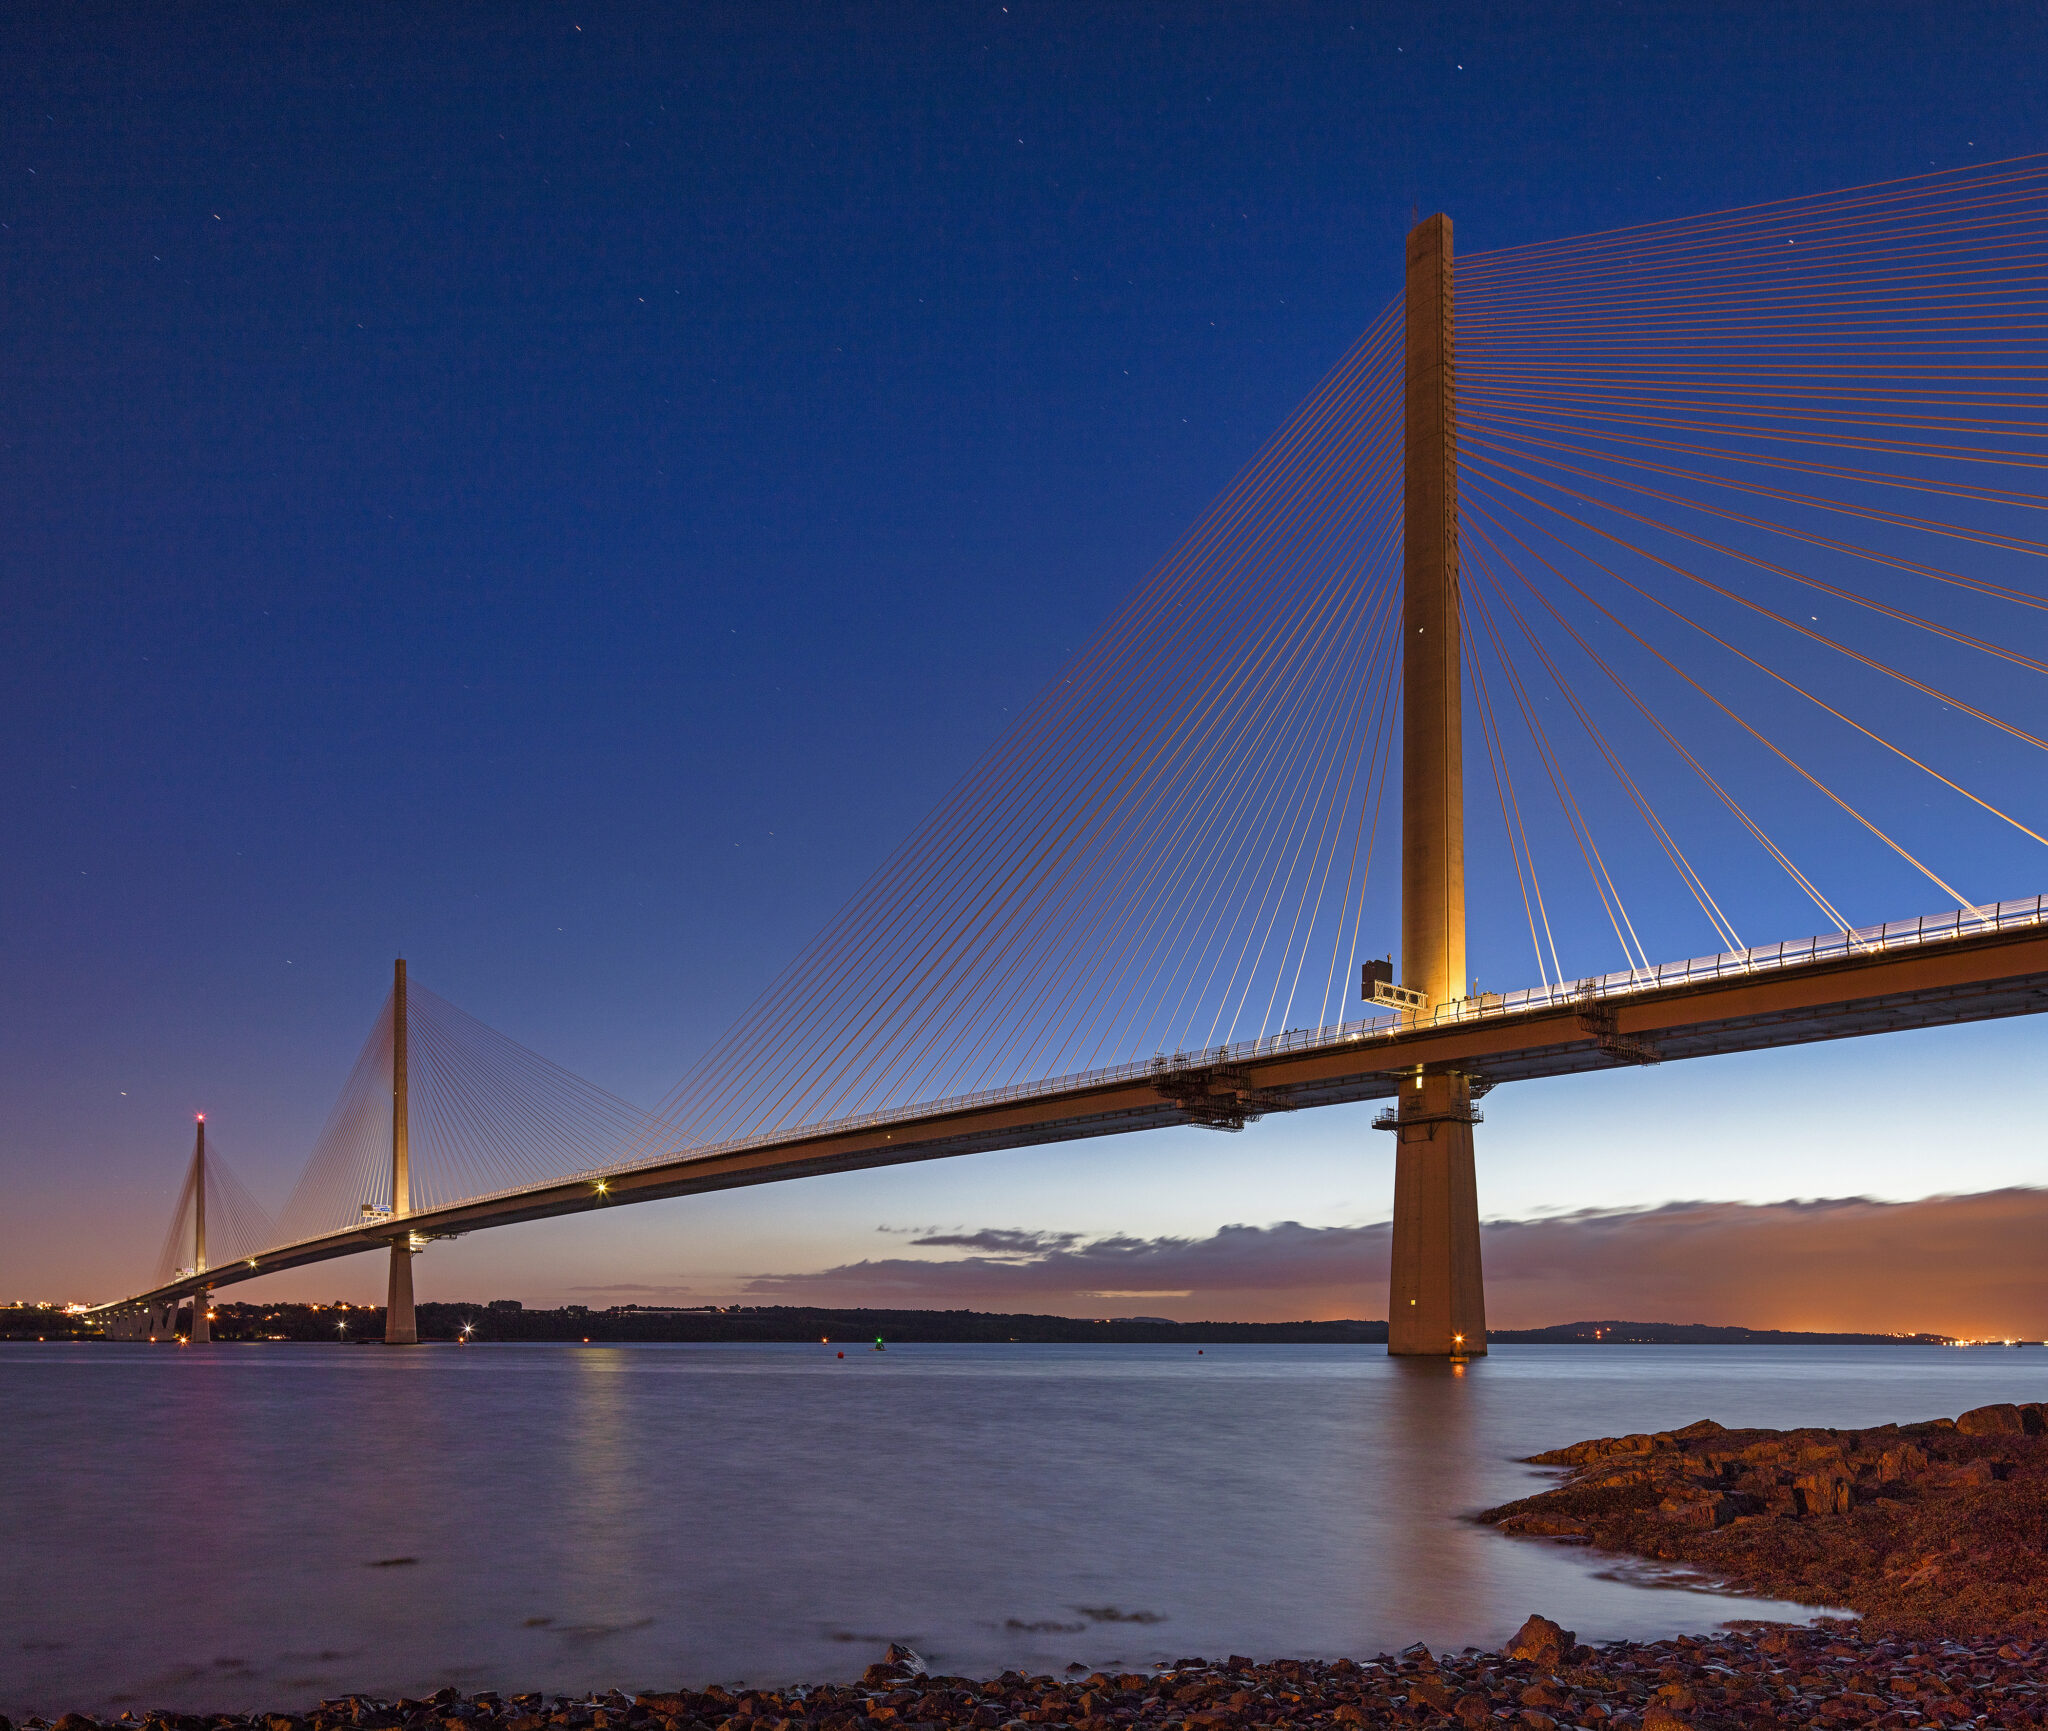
[385,957,418,1345]
[189,1112,211,1344]
[1388,214,1487,1357]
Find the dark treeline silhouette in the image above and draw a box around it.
[81,1302,1966,1347]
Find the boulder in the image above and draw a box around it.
[1957,1404,2027,1436]
[1506,1615,1577,1669]
[1792,1473,1854,1517]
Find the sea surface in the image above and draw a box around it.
[4,1341,2045,1716]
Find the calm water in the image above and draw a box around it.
[4,1341,2045,1715]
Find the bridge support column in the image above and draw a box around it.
[1388,1072,1486,1355]
[190,1289,210,1344]
[385,1243,417,1345]
[1389,212,1487,1358]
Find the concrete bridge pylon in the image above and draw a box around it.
[1387,213,1488,1359]
[386,957,419,1345]
[189,1113,211,1344]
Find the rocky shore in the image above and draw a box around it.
[9,1620,2048,1731]
[1481,1403,2048,1638]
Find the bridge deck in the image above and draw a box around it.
[101,906,2048,1315]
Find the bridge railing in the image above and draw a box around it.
[229,893,2046,1268]
[1433,892,2048,1026]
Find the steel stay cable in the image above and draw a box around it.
[883,520,1399,1112]
[1457,390,2048,472]
[1466,496,1866,935]
[1458,428,2048,651]
[1462,536,1740,952]
[1456,156,2048,285]
[1458,567,1650,970]
[1064,550,1401,1074]
[655,305,1409,1138]
[1464,490,2048,862]
[1461,404,2048,517]
[1208,569,1398,1047]
[905,429,1406,1095]
[1464,487,1995,920]
[1465,615,1564,987]
[774,446,1400,1122]
[1328,631,1404,1028]
[749,342,1409,1122]
[983,553,1397,1090]
[1460,447,2048,746]
[1460,422,2048,564]
[1277,580,1404,1035]
[1456,166,2048,283]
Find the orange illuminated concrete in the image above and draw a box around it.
[386,957,418,1345]
[1391,211,1487,1358]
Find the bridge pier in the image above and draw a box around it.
[1389,212,1488,1358]
[385,1243,417,1344]
[1387,1072,1487,1355]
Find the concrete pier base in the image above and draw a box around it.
[190,1289,210,1344]
[1387,1071,1487,1357]
[385,1242,417,1344]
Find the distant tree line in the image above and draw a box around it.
[30,1302,1963,1347]
[11,1302,1966,1346]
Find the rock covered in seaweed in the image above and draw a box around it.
[1481,1404,2048,1636]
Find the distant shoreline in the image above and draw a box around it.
[4,1302,1989,1347]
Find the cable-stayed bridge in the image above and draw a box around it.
[100,157,2048,1354]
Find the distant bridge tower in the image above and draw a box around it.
[1388,214,1487,1358]
[385,957,419,1345]
[189,1113,211,1344]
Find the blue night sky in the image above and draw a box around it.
[5,2,2046,1321]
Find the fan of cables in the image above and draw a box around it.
[274,983,681,1245]
[1455,153,2048,987]
[152,1132,279,1286]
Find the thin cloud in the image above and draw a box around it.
[909,1228,1083,1257]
